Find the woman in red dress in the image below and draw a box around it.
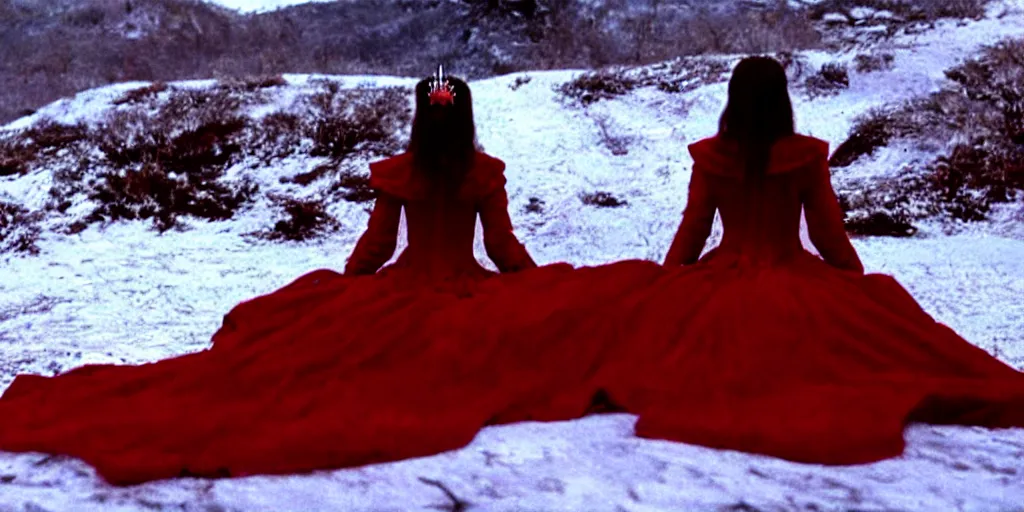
[0,71,658,485]
[583,56,1024,465]
[207,70,556,353]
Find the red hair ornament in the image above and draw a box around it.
[428,64,456,106]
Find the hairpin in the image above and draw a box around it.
[428,64,455,106]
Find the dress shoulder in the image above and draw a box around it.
[774,135,829,174]
[369,152,508,202]
[460,152,508,201]
[368,153,424,200]
[687,134,829,177]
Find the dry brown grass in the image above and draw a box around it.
[559,56,730,106]
[808,0,988,24]
[0,199,43,255]
[854,52,895,73]
[112,82,169,106]
[580,191,627,208]
[304,83,411,161]
[804,62,850,99]
[0,78,413,241]
[246,194,341,242]
[524,196,545,213]
[835,37,1024,231]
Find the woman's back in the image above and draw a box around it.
[344,151,536,282]
[402,186,481,276]
[667,134,863,272]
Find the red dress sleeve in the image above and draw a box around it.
[344,192,403,275]
[469,155,537,273]
[664,168,716,266]
[342,157,412,275]
[479,186,537,273]
[802,157,865,273]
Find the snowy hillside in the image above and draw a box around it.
[203,0,340,13]
[1,1,1024,510]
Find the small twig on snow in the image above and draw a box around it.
[419,476,471,512]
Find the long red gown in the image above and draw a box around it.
[0,139,1020,486]
[581,134,1024,464]
[0,150,658,484]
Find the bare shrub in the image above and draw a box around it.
[86,162,259,232]
[216,75,288,92]
[248,194,340,242]
[943,39,1024,116]
[559,56,730,106]
[837,174,924,236]
[80,92,257,231]
[837,145,1016,229]
[592,114,630,156]
[280,162,376,205]
[1,121,90,178]
[509,76,532,91]
[580,191,627,208]
[63,220,89,235]
[112,82,169,106]
[23,121,89,151]
[524,196,545,213]
[0,199,43,255]
[303,83,411,161]
[1008,103,1024,146]
[844,212,918,237]
[805,62,850,98]
[931,0,989,19]
[83,87,247,174]
[2,74,418,242]
[829,107,916,167]
[251,112,304,162]
[281,162,332,186]
[28,80,412,236]
[279,161,374,206]
[164,119,246,171]
[559,69,638,106]
[157,87,246,131]
[331,167,376,203]
[838,185,919,237]
[95,115,246,172]
[253,82,412,209]
[854,52,895,73]
[261,83,412,207]
[88,86,248,172]
[808,0,987,24]
[835,37,1024,226]
[46,161,91,214]
[651,57,731,94]
[930,141,1022,221]
[0,136,35,177]
[775,51,811,82]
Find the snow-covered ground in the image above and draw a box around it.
[1,2,1024,510]
[202,0,341,13]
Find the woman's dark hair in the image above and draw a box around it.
[407,75,479,184]
[718,56,795,177]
